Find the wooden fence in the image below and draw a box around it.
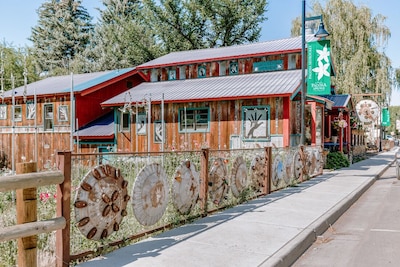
[0,152,70,267]
[0,146,324,266]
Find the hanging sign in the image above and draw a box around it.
[381,107,390,127]
[307,40,331,95]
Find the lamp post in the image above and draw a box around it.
[300,0,329,145]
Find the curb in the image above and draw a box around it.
[260,157,395,267]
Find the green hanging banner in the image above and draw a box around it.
[307,40,331,95]
[381,107,390,127]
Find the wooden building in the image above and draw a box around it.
[0,68,143,170]
[100,35,334,153]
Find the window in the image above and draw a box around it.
[44,104,54,131]
[0,105,6,120]
[26,101,35,120]
[58,105,68,122]
[14,105,22,121]
[242,106,270,141]
[198,65,206,78]
[120,112,130,132]
[179,107,209,132]
[168,69,176,80]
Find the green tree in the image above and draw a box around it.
[291,0,392,104]
[87,0,162,71]
[0,44,39,93]
[142,0,268,53]
[30,0,94,75]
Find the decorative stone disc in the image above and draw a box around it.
[308,152,317,175]
[74,164,129,241]
[230,156,249,197]
[173,160,200,214]
[283,152,293,185]
[208,158,229,205]
[272,154,284,186]
[293,151,303,181]
[250,155,265,191]
[132,163,169,226]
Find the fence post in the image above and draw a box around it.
[56,151,71,267]
[263,147,272,195]
[16,162,38,267]
[199,148,209,214]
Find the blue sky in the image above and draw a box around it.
[0,0,399,105]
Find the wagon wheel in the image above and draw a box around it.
[250,155,265,192]
[272,154,284,187]
[293,151,303,181]
[173,160,200,214]
[283,152,293,185]
[74,164,129,241]
[208,158,229,205]
[230,156,249,198]
[131,163,169,226]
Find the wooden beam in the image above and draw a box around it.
[0,171,64,192]
[0,217,66,242]
[16,162,38,267]
[56,151,72,267]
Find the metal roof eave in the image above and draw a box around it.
[101,93,294,108]
[136,49,301,70]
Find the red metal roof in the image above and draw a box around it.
[102,69,302,107]
[137,35,318,69]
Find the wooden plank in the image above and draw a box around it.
[16,162,37,267]
[0,217,66,242]
[56,151,71,267]
[199,148,209,214]
[0,171,64,192]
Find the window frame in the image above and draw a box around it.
[13,105,22,121]
[43,103,54,131]
[178,107,210,133]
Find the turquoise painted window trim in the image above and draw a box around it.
[168,69,176,80]
[13,105,22,121]
[178,107,209,133]
[229,61,238,75]
[242,105,270,142]
[119,111,130,132]
[43,103,54,131]
[198,66,206,78]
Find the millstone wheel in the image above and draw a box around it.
[173,160,200,214]
[132,163,169,226]
[250,155,265,191]
[293,151,303,181]
[230,156,249,198]
[308,152,317,175]
[283,152,293,185]
[74,164,129,241]
[272,154,284,187]
[208,158,229,205]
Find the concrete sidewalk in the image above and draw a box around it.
[77,150,396,267]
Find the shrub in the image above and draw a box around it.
[325,152,350,170]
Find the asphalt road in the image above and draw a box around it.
[293,163,400,267]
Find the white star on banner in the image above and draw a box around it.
[316,44,330,63]
[312,60,330,80]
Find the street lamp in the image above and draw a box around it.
[300,0,330,145]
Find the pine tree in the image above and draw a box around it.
[30,0,94,75]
